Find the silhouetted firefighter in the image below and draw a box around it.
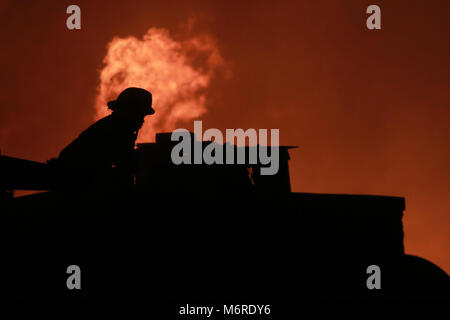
[0,89,448,300]
[54,87,154,190]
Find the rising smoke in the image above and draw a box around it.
[95,27,225,142]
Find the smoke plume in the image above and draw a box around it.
[95,27,225,142]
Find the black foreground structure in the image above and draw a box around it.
[0,132,449,301]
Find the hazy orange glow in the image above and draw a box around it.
[0,1,448,274]
[95,27,225,142]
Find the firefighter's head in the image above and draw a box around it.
[107,87,155,117]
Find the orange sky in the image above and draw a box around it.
[0,0,449,273]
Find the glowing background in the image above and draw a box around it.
[95,27,226,140]
[0,0,449,273]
